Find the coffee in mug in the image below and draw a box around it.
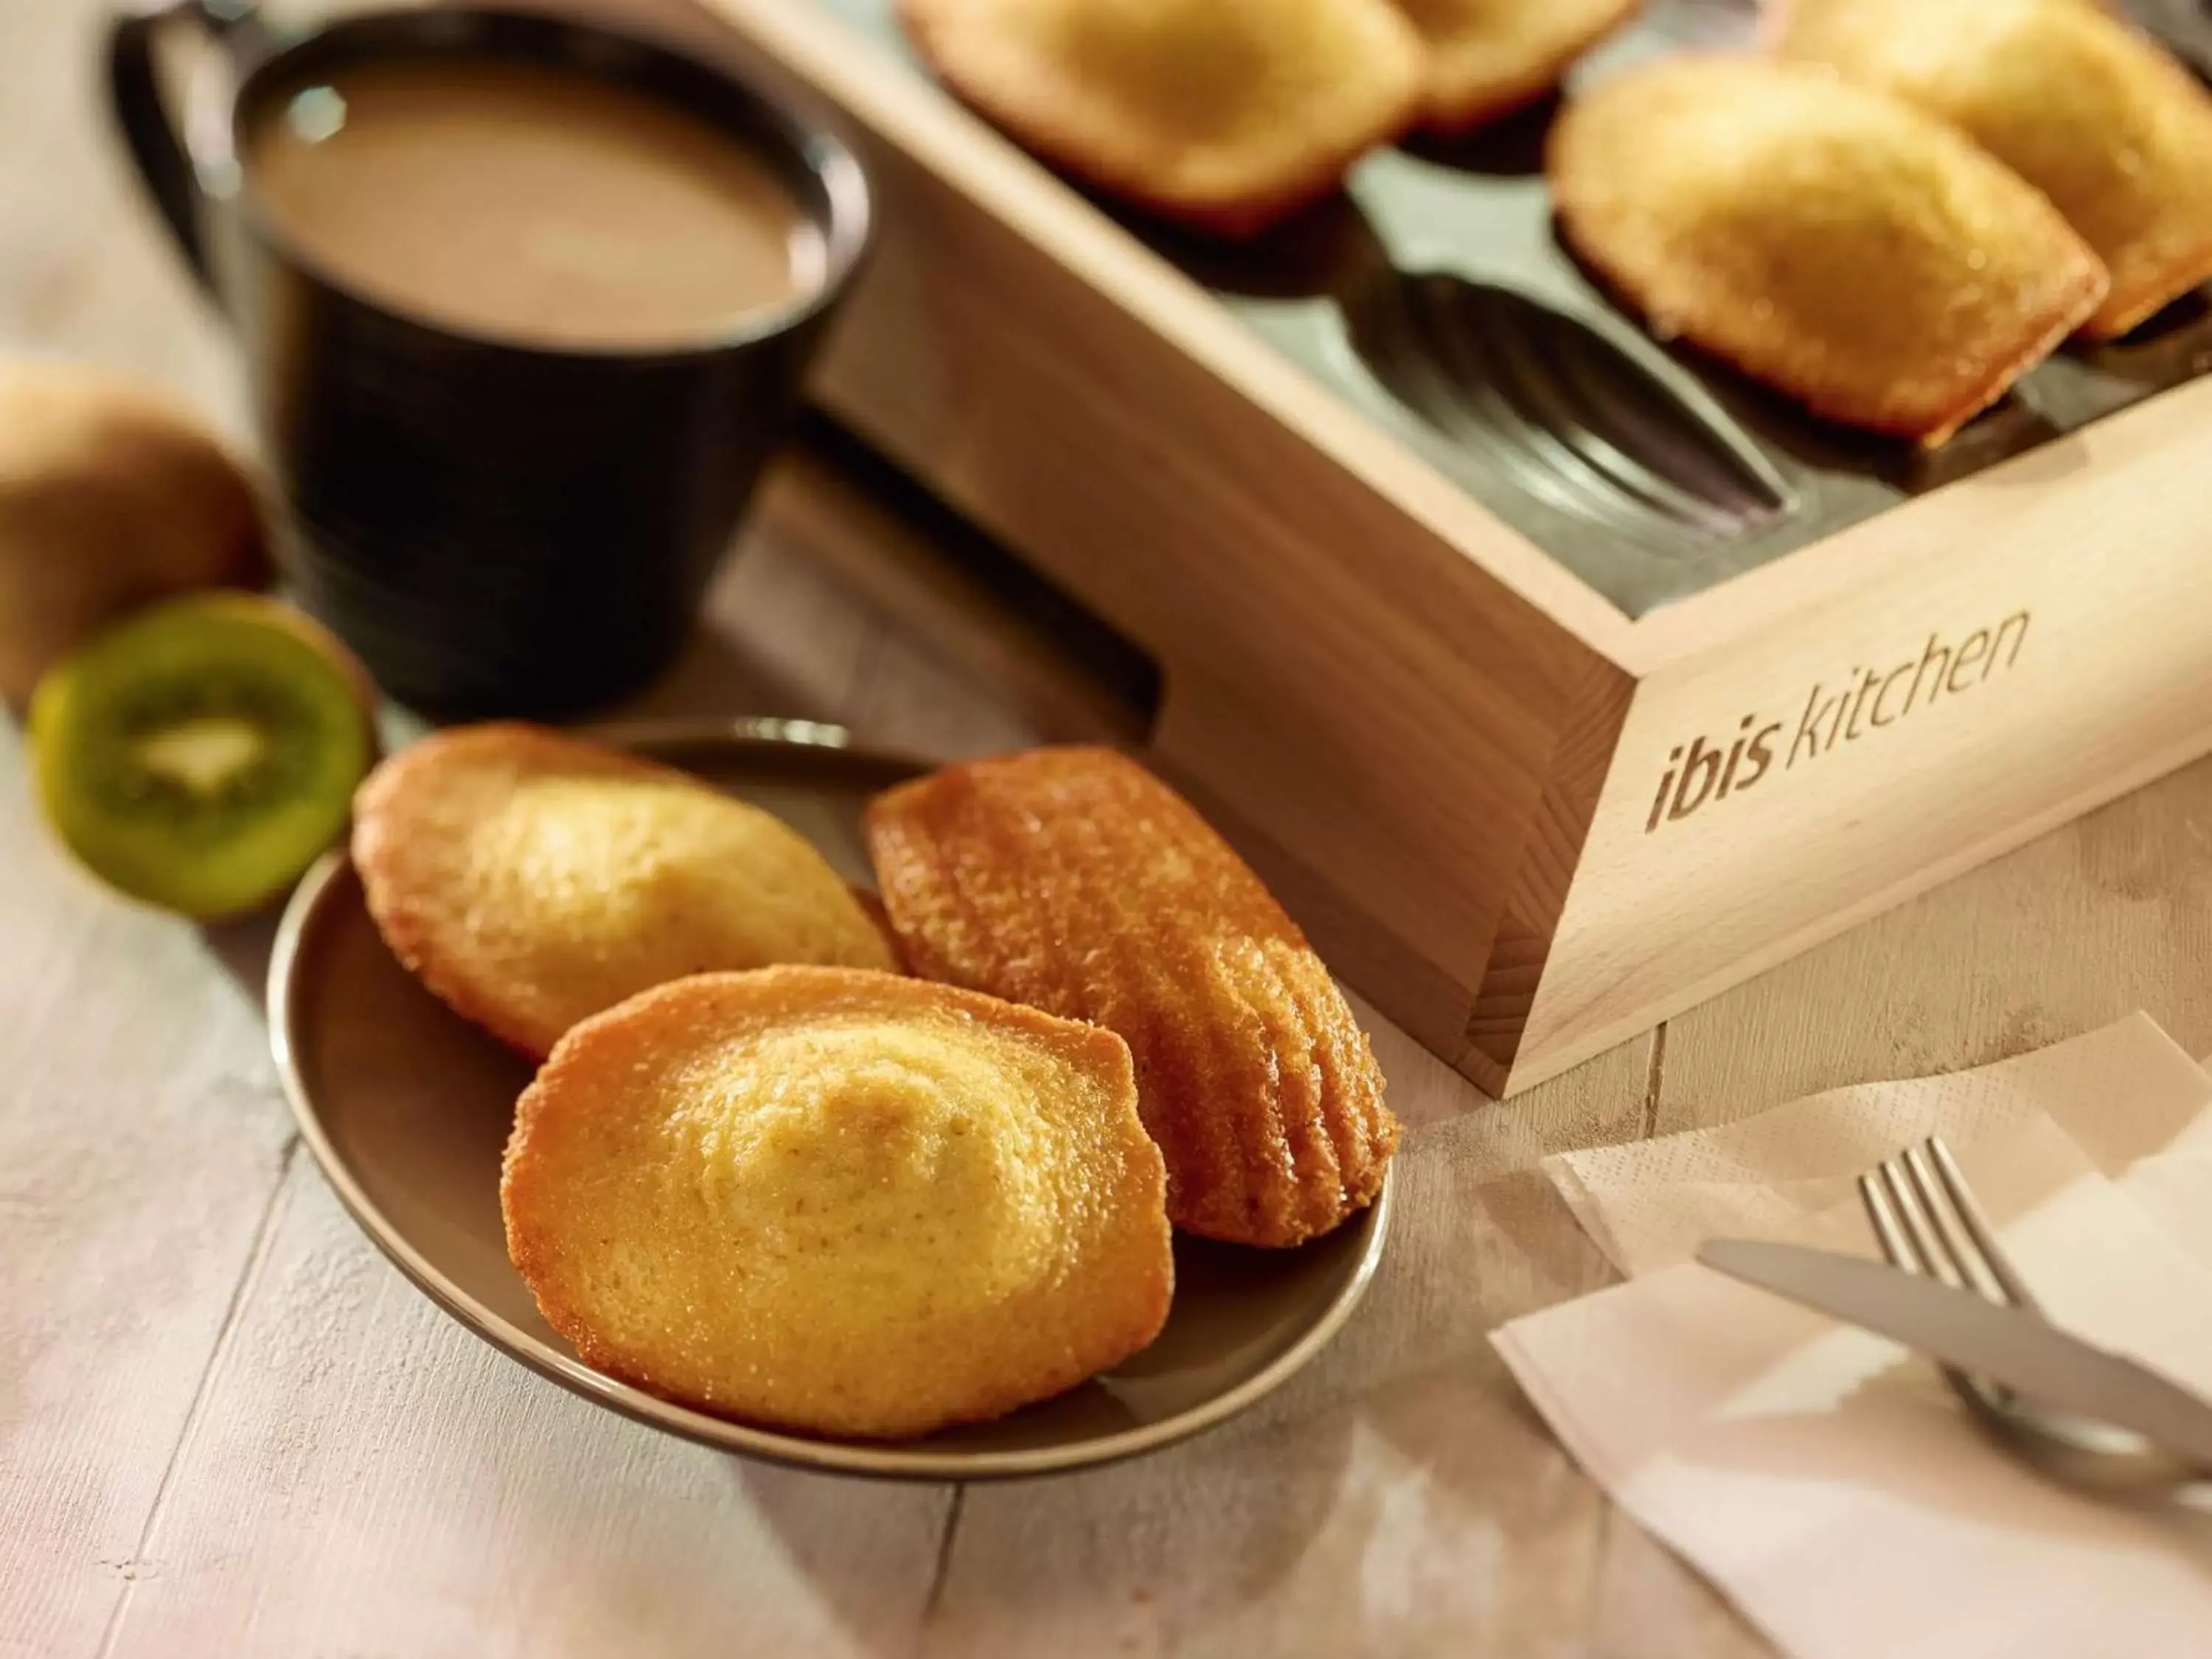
[108,4,870,717]
[246,58,826,351]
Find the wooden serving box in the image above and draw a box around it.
[616,0,2212,1096]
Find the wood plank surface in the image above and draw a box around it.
[7,1,2212,1656]
[1653,748,2212,1130]
[0,5,286,1653]
[0,717,299,1659]
[101,1157,954,1659]
[923,1029,1653,1659]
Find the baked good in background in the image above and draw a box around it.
[1548,56,2107,445]
[899,0,1425,236]
[501,965,1173,1439]
[352,723,896,1057]
[1772,0,2212,338]
[866,745,1399,1248]
[1391,0,1641,132]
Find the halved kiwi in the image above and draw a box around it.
[29,594,374,918]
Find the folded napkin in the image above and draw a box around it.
[1492,1014,2212,1659]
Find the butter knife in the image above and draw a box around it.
[1697,1238,2212,1467]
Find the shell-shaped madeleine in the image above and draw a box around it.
[502,967,1172,1439]
[1774,0,2212,338]
[900,0,1425,236]
[352,723,895,1057]
[1390,0,1640,132]
[866,746,1399,1248]
[1549,56,2107,445]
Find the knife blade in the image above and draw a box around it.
[1697,1238,2212,1467]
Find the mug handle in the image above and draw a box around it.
[106,0,269,291]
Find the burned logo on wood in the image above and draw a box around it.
[1645,611,2031,833]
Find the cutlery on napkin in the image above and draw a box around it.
[1698,1237,2212,1470]
[1490,1014,2212,1659]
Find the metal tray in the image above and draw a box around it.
[814,0,2212,617]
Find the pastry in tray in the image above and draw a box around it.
[501,965,1172,1439]
[352,723,895,1058]
[899,0,1425,236]
[1391,0,1641,132]
[1548,56,2108,446]
[866,746,1399,1248]
[1772,0,2212,339]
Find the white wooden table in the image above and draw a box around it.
[14,1,2212,1652]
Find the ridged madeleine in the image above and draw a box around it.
[353,723,895,1057]
[1773,0,2212,338]
[1391,0,1639,132]
[1549,56,2107,445]
[503,967,1172,1439]
[900,0,1425,236]
[866,746,1397,1248]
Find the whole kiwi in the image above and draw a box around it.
[0,361,272,711]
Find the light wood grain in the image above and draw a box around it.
[1520,383,2212,1092]
[0,719,297,1659]
[1655,746,2212,1130]
[103,1160,952,1659]
[675,0,2212,1104]
[0,13,292,1654]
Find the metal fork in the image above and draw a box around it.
[1859,1136,2208,1489]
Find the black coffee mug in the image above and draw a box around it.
[107,1,870,717]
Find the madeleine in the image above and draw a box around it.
[1549,56,2107,445]
[902,0,1425,235]
[502,966,1172,1439]
[353,723,895,1057]
[868,745,1398,1248]
[1775,0,2212,338]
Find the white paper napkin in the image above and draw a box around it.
[1545,1013,2212,1277]
[1492,1015,2212,1659]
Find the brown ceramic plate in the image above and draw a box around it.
[267,717,1391,1479]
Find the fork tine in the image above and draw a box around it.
[1901,1143,2008,1304]
[1924,1136,2045,1315]
[1877,1158,1969,1288]
[1859,1169,1916,1268]
[1862,1147,2037,1428]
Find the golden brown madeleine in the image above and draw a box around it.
[502,966,1172,1439]
[1549,57,2107,446]
[1389,0,1640,132]
[353,723,894,1057]
[866,746,1398,1248]
[1773,0,2212,338]
[900,0,1425,237]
